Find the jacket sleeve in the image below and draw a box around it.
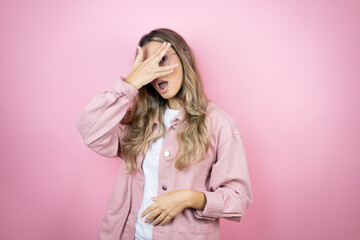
[75,76,139,158]
[193,122,253,222]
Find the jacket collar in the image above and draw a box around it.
[153,105,186,126]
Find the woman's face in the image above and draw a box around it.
[141,41,183,104]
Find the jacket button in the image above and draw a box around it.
[164,151,170,157]
[172,126,176,130]
[162,185,167,191]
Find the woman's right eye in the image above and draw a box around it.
[161,55,168,62]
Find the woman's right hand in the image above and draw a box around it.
[124,42,178,90]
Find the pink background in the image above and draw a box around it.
[1,0,359,239]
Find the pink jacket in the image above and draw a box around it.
[75,76,253,240]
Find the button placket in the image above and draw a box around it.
[160,149,169,192]
[160,138,174,193]
[159,119,179,195]
[160,146,176,192]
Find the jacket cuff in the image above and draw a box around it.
[193,191,224,220]
[109,75,139,100]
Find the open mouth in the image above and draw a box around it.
[157,80,168,90]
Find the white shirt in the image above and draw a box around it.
[134,105,180,240]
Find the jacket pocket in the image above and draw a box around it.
[98,195,129,240]
[173,208,214,234]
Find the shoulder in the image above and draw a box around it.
[206,101,242,137]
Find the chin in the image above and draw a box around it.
[159,92,171,98]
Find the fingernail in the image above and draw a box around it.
[162,42,166,46]
[174,63,178,67]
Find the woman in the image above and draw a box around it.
[76,28,252,240]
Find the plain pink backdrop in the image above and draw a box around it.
[1,0,359,239]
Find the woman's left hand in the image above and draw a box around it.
[140,189,192,226]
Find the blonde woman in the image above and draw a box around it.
[76,28,252,240]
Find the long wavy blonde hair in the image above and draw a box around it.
[119,28,212,174]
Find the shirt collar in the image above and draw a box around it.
[154,105,186,126]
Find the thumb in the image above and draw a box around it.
[135,45,143,63]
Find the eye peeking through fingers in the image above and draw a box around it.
[159,54,170,67]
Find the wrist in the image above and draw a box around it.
[124,77,141,90]
[184,190,195,208]
[185,190,206,210]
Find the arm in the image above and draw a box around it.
[75,76,139,158]
[192,124,253,222]
[187,190,207,211]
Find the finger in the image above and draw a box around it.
[135,45,143,63]
[154,68,175,79]
[144,42,167,63]
[152,212,167,226]
[155,64,178,73]
[160,215,173,226]
[155,42,172,62]
[141,204,155,218]
[145,207,162,223]
[147,41,171,63]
